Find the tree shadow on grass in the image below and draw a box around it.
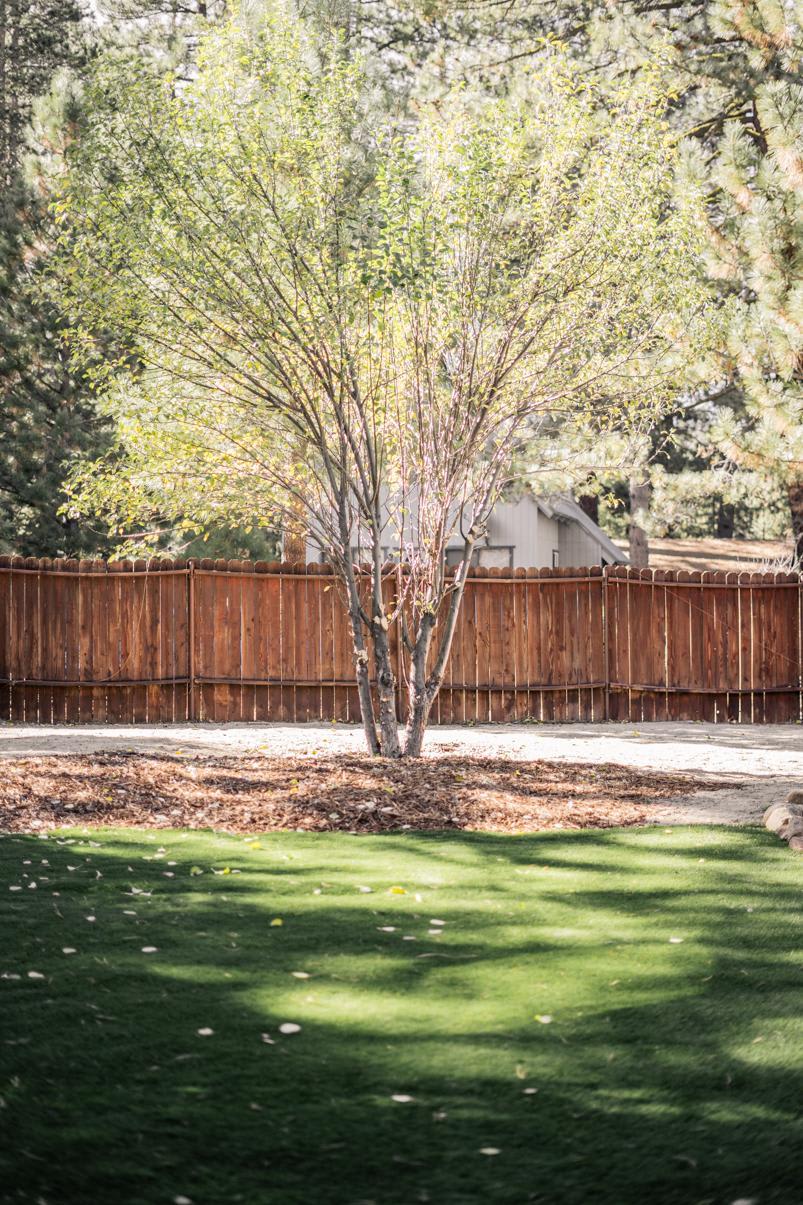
[0,827,800,1205]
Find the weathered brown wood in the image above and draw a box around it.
[106,561,129,722]
[8,564,23,721]
[194,560,214,720]
[3,559,803,725]
[0,559,12,720]
[500,573,517,722]
[279,563,298,722]
[92,561,109,724]
[512,569,529,722]
[296,568,318,723]
[264,566,285,722]
[63,561,80,723]
[607,569,628,721]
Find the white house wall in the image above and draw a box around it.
[484,500,536,567]
[558,522,606,568]
[534,514,561,568]
[302,490,608,569]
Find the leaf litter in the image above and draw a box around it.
[0,752,713,834]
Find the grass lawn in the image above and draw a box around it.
[1,825,801,1205]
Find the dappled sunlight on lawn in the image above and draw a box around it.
[1,826,800,1204]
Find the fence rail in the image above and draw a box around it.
[1,556,800,725]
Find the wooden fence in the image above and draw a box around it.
[0,556,801,725]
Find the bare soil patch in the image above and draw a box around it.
[0,752,721,833]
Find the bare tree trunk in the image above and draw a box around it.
[404,614,435,759]
[716,500,735,539]
[340,563,380,755]
[282,525,307,561]
[787,480,803,566]
[372,620,401,757]
[578,494,599,524]
[404,546,476,756]
[350,624,379,756]
[628,475,651,568]
[282,494,308,561]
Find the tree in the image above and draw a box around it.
[698,21,803,557]
[0,0,87,188]
[0,0,241,555]
[395,2,802,555]
[57,3,710,755]
[0,0,117,556]
[588,3,802,559]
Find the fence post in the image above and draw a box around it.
[795,571,800,723]
[188,561,196,721]
[603,565,610,722]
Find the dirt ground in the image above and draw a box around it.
[1,719,798,828]
[0,749,713,834]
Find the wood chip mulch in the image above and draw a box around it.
[0,753,717,834]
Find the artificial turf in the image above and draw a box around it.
[1,825,800,1205]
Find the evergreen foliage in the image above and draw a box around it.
[0,0,240,556]
[358,2,799,552]
[0,0,115,556]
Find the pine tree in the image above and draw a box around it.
[0,0,86,187]
[0,0,226,556]
[0,0,116,555]
[372,3,800,554]
[0,199,114,556]
[699,6,803,558]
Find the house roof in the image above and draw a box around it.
[536,494,627,564]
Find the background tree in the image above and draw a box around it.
[0,0,117,556]
[0,0,249,555]
[375,2,801,557]
[57,5,710,754]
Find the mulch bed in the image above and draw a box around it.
[0,752,716,833]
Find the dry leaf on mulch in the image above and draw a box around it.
[0,752,720,834]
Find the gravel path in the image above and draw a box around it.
[2,720,800,825]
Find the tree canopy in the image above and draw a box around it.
[56,2,712,753]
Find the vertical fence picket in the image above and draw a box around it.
[1,557,802,726]
[251,562,269,721]
[0,557,8,720]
